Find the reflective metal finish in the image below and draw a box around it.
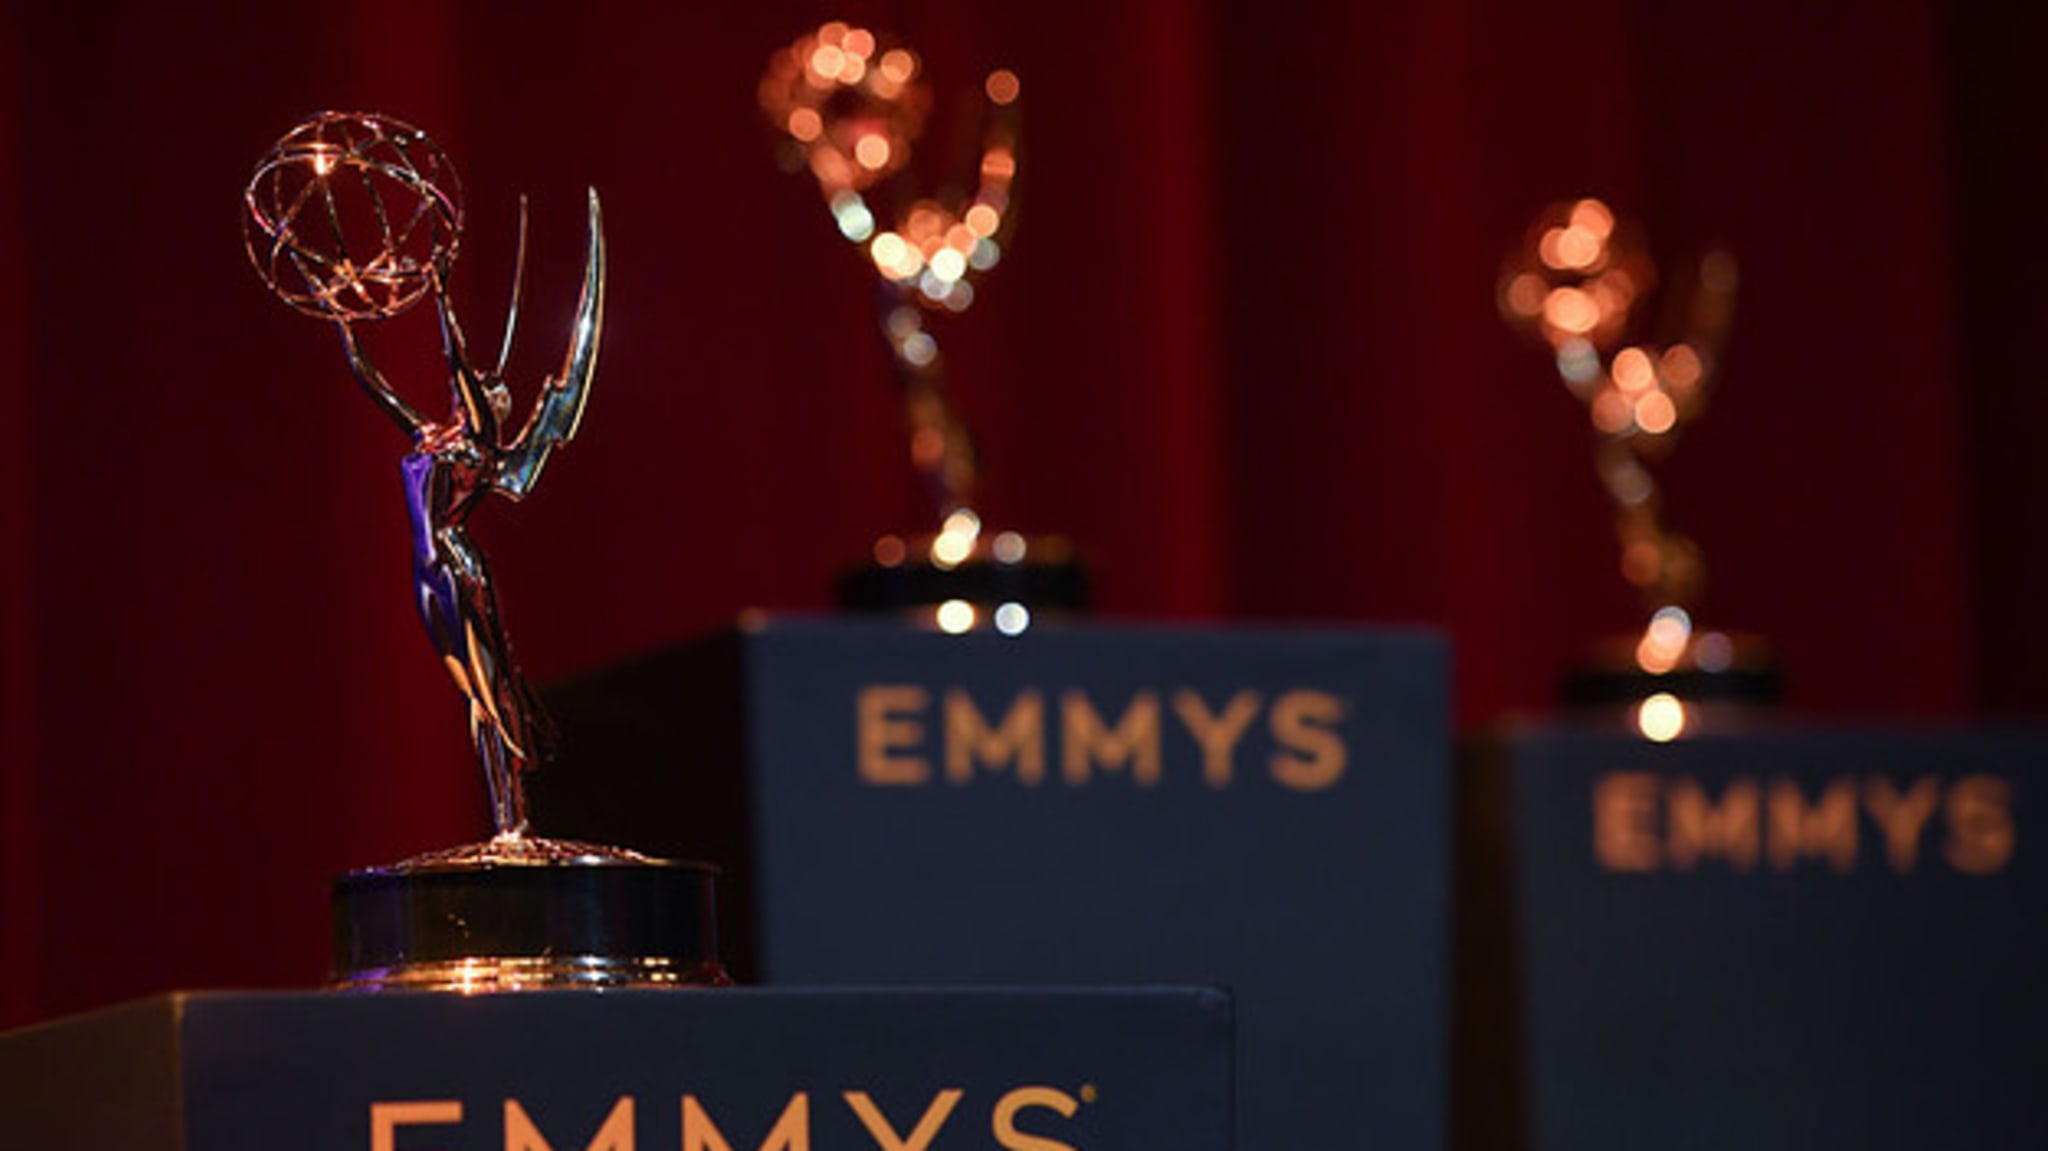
[332,838,728,993]
[762,21,1020,526]
[245,112,462,321]
[334,956,728,994]
[763,25,1081,626]
[245,112,603,840]
[248,114,725,991]
[1499,200,1757,686]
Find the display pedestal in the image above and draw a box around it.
[0,987,1231,1150]
[540,618,1453,1151]
[1463,721,2048,1151]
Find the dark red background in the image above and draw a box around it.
[2,2,2042,1026]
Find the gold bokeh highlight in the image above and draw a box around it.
[1499,198,1741,702]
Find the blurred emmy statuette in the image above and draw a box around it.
[244,111,726,990]
[762,21,1083,634]
[1499,198,1777,739]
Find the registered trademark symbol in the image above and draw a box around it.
[1079,1084,1098,1103]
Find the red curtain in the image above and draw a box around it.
[2,12,36,1026]
[0,2,2013,1025]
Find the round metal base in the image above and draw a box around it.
[331,836,729,992]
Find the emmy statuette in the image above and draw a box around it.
[1499,198,1777,739]
[245,112,727,990]
[762,22,1083,635]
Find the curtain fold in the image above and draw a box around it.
[1,14,39,1028]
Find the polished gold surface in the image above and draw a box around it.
[763,21,1019,527]
[1501,198,1743,691]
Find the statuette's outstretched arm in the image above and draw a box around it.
[338,321,429,439]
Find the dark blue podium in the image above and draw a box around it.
[540,619,1454,1151]
[1469,722,2048,1151]
[0,987,1232,1150]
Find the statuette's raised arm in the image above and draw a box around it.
[338,321,428,439]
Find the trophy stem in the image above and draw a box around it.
[878,292,979,523]
[1596,439,1701,618]
[480,728,531,839]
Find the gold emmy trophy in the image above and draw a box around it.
[1499,198,1776,740]
[761,21,1082,635]
[244,112,727,989]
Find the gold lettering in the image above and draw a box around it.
[1864,776,1941,872]
[505,1098,634,1151]
[683,1095,808,1151]
[1593,772,1662,872]
[858,686,930,785]
[945,691,1045,785]
[373,1101,462,1151]
[1766,779,1858,872]
[992,1087,1080,1151]
[1268,689,1347,791]
[1170,689,1262,787]
[1061,691,1162,786]
[843,1090,962,1151]
[1945,775,2015,875]
[1666,777,1759,870]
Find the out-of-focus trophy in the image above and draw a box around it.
[1499,198,1776,738]
[761,21,1083,634]
[244,112,726,989]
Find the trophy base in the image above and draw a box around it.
[1561,631,1781,710]
[331,835,730,992]
[839,529,1086,626]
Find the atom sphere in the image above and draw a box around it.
[244,111,464,322]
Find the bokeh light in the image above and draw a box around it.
[1636,692,1688,743]
[1634,391,1678,435]
[1498,197,1740,640]
[1543,287,1599,335]
[763,20,1019,319]
[994,602,1031,636]
[1694,631,1735,672]
[765,22,1023,548]
[931,509,981,569]
[1612,347,1654,394]
[936,599,976,634]
[1636,605,1693,674]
